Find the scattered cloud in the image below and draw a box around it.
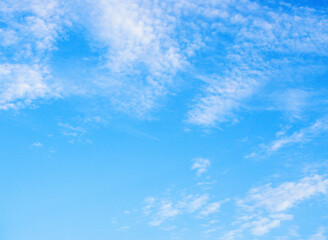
[147,201,181,227]
[191,158,211,177]
[241,175,328,213]
[249,116,328,157]
[0,64,60,110]
[143,158,226,228]
[1,0,328,123]
[58,123,86,137]
[187,0,328,127]
[82,0,199,115]
[187,73,260,126]
[143,158,328,237]
[271,89,312,120]
[0,0,69,55]
[247,213,294,236]
[144,192,226,227]
[32,142,43,147]
[0,0,70,110]
[224,175,328,238]
[309,227,327,240]
[200,200,226,216]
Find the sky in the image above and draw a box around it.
[1,0,328,239]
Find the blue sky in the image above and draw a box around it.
[1,0,328,239]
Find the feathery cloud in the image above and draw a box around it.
[0,0,69,110]
[249,116,328,157]
[191,158,211,177]
[227,175,328,237]
[0,64,60,110]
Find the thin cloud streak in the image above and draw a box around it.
[249,116,328,157]
[221,175,328,239]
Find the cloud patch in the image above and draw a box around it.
[222,175,328,238]
[191,158,211,177]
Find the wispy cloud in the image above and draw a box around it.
[2,0,328,123]
[140,158,328,239]
[270,89,312,120]
[200,200,226,216]
[32,142,43,147]
[144,197,180,227]
[0,0,70,110]
[144,193,225,227]
[187,0,328,127]
[249,116,328,157]
[58,123,86,137]
[0,0,69,55]
[223,175,328,238]
[309,227,327,240]
[88,0,186,75]
[143,158,226,228]
[187,73,260,126]
[82,0,199,115]
[240,175,328,213]
[0,64,61,110]
[191,158,211,177]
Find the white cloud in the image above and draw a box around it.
[148,201,180,226]
[246,214,293,236]
[143,158,225,228]
[309,227,327,240]
[191,158,211,177]
[32,142,43,147]
[200,201,224,216]
[144,193,226,227]
[58,123,86,137]
[0,64,60,110]
[242,175,328,213]
[187,73,260,126]
[187,194,209,213]
[220,229,243,240]
[0,0,69,110]
[82,0,196,115]
[271,89,311,119]
[249,116,328,157]
[143,159,328,238]
[145,194,210,226]
[89,0,185,74]
[0,0,69,55]
[1,0,328,122]
[187,0,328,127]
[232,175,328,237]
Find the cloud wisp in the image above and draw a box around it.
[249,116,328,158]
[143,158,227,229]
[222,175,328,239]
[1,0,328,125]
[142,157,328,239]
[191,158,211,177]
[309,227,327,240]
[186,0,328,127]
[0,0,70,110]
